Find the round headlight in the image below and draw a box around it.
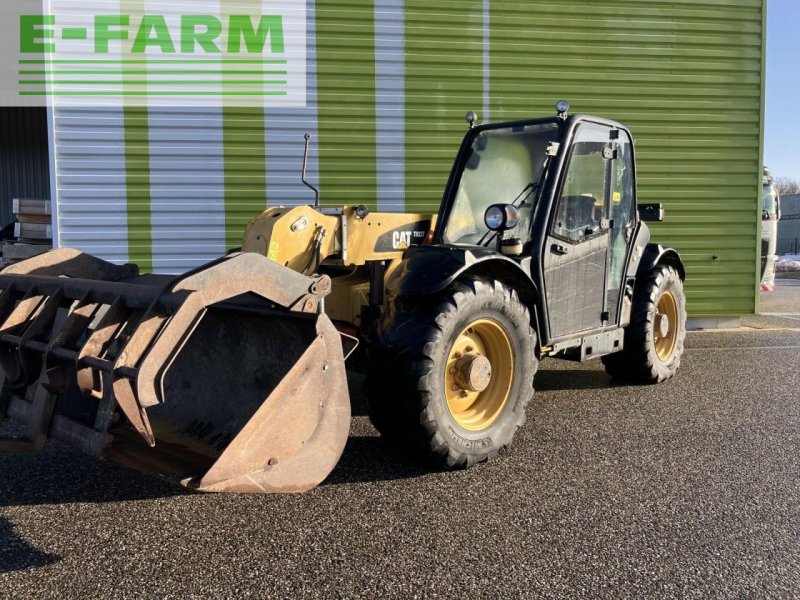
[484,205,506,231]
[503,204,520,229]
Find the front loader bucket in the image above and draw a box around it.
[0,249,350,493]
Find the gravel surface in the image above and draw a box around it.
[1,321,799,597]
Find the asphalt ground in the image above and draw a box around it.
[744,277,800,329]
[0,285,798,598]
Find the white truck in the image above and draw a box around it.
[761,167,781,291]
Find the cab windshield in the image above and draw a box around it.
[763,185,777,218]
[443,122,560,245]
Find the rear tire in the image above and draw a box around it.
[366,278,537,469]
[602,265,686,383]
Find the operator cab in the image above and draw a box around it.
[434,103,649,352]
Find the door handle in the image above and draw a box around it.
[551,243,569,256]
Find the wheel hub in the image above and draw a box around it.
[657,313,670,338]
[444,319,515,432]
[654,290,679,362]
[453,354,492,392]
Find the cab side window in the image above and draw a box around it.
[552,124,610,243]
[607,130,636,288]
[610,131,635,236]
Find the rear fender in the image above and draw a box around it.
[638,244,686,281]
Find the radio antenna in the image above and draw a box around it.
[302,133,320,208]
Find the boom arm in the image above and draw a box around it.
[242,205,434,271]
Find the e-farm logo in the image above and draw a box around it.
[20,15,286,56]
[6,1,307,107]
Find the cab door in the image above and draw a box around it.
[543,122,615,339]
[604,129,637,326]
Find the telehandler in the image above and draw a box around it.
[0,102,686,493]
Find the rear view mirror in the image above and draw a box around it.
[638,203,664,222]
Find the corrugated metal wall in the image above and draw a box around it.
[488,0,765,317]
[0,108,50,227]
[53,107,130,263]
[51,0,765,317]
[404,0,486,213]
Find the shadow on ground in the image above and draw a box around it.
[325,435,431,486]
[0,517,61,573]
[0,363,626,506]
[0,436,186,509]
[0,422,427,508]
[534,365,620,391]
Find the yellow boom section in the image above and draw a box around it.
[242,205,436,271]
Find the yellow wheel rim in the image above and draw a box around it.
[654,290,678,362]
[444,319,514,432]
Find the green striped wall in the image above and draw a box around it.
[113,0,764,317]
[222,107,267,250]
[123,106,153,272]
[488,0,765,317]
[122,0,152,272]
[221,0,268,250]
[404,0,484,212]
[317,1,378,210]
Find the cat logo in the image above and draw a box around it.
[393,231,414,250]
[373,221,431,253]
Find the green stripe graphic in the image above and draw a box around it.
[61,28,88,40]
[122,0,152,271]
[21,80,287,85]
[221,0,267,248]
[20,59,287,64]
[222,107,268,249]
[23,91,287,96]
[404,1,484,213]
[316,0,377,210]
[123,106,152,272]
[20,70,287,75]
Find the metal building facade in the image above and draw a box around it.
[50,0,767,317]
[0,108,50,228]
[778,194,800,255]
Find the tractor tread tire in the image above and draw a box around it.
[602,265,686,383]
[366,278,537,469]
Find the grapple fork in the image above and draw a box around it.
[0,249,350,493]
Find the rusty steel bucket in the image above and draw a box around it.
[0,249,350,493]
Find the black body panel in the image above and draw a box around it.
[373,220,431,252]
[543,235,608,338]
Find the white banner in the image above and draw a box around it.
[1,0,306,106]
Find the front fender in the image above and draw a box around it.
[639,244,686,281]
[388,245,539,305]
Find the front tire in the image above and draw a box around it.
[366,278,538,469]
[602,265,686,383]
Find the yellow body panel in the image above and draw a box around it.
[242,206,436,325]
[242,205,341,272]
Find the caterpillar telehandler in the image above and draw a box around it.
[0,102,686,493]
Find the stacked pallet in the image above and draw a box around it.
[1,198,53,267]
[13,198,53,242]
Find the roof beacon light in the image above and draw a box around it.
[465,111,478,129]
[556,100,570,120]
